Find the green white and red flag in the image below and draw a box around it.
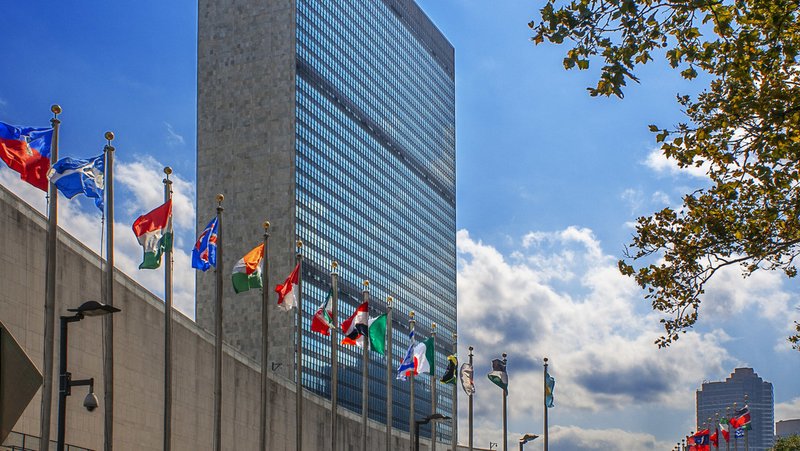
[311,288,335,335]
[275,263,300,311]
[132,199,173,270]
[231,244,264,293]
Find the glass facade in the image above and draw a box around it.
[294,0,456,441]
[696,368,774,450]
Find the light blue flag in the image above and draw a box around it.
[396,330,416,380]
[47,154,105,210]
[545,370,556,408]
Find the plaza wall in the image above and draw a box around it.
[0,184,445,450]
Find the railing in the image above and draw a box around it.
[1,431,93,451]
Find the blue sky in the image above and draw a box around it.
[2,0,798,449]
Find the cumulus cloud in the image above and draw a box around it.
[549,425,675,450]
[776,397,800,422]
[1,156,197,317]
[644,148,710,178]
[621,188,644,213]
[456,228,732,422]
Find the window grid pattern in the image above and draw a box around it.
[295,0,456,441]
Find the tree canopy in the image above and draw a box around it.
[771,434,800,451]
[530,0,800,348]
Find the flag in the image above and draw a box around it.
[692,429,710,447]
[47,154,105,210]
[231,244,264,293]
[734,427,744,438]
[368,313,387,354]
[311,288,335,335]
[460,363,475,395]
[397,330,416,380]
[341,301,369,346]
[0,121,53,191]
[719,425,729,442]
[412,337,435,376]
[730,406,751,429]
[709,430,718,448]
[275,263,300,311]
[440,355,457,384]
[545,369,556,408]
[192,217,219,271]
[488,358,508,390]
[132,199,173,269]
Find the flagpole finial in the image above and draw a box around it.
[263,220,270,230]
[409,310,415,320]
[164,166,173,176]
[387,296,393,308]
[363,280,369,290]
[331,261,338,274]
[105,131,115,142]
[432,322,437,331]
[452,332,457,340]
[216,194,224,204]
[296,240,303,249]
[51,104,62,116]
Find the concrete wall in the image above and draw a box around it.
[0,185,453,450]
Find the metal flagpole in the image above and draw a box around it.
[733,402,738,451]
[715,413,720,450]
[451,333,457,451]
[331,262,340,451]
[468,346,473,451]
[431,324,438,451]
[40,104,61,451]
[103,131,115,451]
[726,406,731,451]
[409,311,416,451]
[543,357,549,451]
[295,240,304,451]
[162,167,174,451]
[260,220,270,451]
[743,395,749,451]
[213,194,224,451]
[362,281,370,451]
[502,353,507,451]
[385,296,394,451]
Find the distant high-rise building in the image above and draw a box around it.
[776,419,800,438]
[197,0,456,440]
[696,368,774,450]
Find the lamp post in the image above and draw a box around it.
[519,434,539,451]
[57,301,120,451]
[414,413,451,451]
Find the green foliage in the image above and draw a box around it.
[771,434,800,451]
[531,0,800,348]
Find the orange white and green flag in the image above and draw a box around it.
[231,244,264,293]
[132,199,173,270]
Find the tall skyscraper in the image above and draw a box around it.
[696,368,774,450]
[197,0,456,440]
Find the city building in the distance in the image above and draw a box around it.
[197,0,456,441]
[696,368,774,450]
[776,419,800,438]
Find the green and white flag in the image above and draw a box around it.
[231,244,264,293]
[488,358,508,390]
[368,313,388,355]
[412,337,435,376]
[132,199,173,270]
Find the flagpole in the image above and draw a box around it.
[715,413,720,451]
[102,131,115,451]
[40,104,61,451]
[162,167,174,451]
[502,353,507,451]
[733,402,738,451]
[743,395,748,451]
[431,323,438,451]
[451,333,457,451]
[409,311,416,451]
[361,280,370,451]
[543,357,549,451]
[212,195,224,451]
[385,296,394,451]
[726,406,731,451]
[295,240,304,451]
[331,261,340,451]
[468,346,473,451]
[260,220,270,451]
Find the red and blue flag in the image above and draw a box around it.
[0,121,53,191]
[192,217,218,271]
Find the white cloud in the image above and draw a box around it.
[550,425,675,450]
[651,190,671,205]
[164,122,185,146]
[644,148,710,178]
[776,397,800,422]
[621,188,644,213]
[457,228,732,422]
[0,158,197,318]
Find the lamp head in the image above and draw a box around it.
[69,300,121,317]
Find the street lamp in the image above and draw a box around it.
[519,433,539,451]
[414,413,451,451]
[56,301,120,451]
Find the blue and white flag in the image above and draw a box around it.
[396,330,416,380]
[47,154,105,210]
[735,427,744,438]
[192,217,219,271]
